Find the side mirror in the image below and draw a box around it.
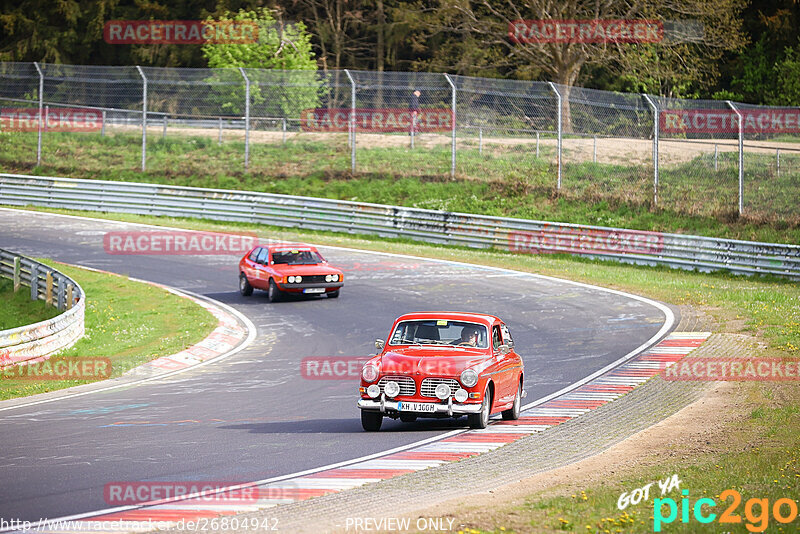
[375,339,385,352]
[498,344,510,355]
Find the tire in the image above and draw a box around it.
[327,290,340,299]
[502,380,522,421]
[267,279,282,302]
[468,385,492,429]
[361,411,383,431]
[399,413,417,423]
[239,273,253,296]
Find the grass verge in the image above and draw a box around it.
[0,277,61,330]
[0,261,217,400]
[5,206,799,534]
[2,131,799,242]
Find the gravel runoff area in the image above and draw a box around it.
[165,306,731,534]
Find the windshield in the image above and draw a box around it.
[272,249,323,265]
[389,320,489,348]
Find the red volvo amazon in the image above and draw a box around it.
[358,312,525,431]
[238,243,344,301]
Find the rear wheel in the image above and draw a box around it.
[327,290,340,299]
[468,386,492,429]
[239,274,253,296]
[267,279,282,302]
[502,380,522,420]
[361,411,382,431]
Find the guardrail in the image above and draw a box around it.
[0,173,798,279]
[0,248,85,367]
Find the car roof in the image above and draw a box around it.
[394,312,500,325]
[269,242,318,251]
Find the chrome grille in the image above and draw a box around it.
[378,376,416,396]
[420,378,460,398]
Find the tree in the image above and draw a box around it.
[201,7,320,118]
[400,0,746,129]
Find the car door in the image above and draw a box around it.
[500,323,522,397]
[491,323,511,404]
[252,247,270,289]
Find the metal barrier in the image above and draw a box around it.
[0,247,85,366]
[0,173,798,279]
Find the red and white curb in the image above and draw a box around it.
[26,331,711,533]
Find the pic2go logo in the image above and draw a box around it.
[654,489,799,532]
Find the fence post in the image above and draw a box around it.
[13,257,20,291]
[282,118,287,145]
[45,271,53,306]
[726,100,744,215]
[444,73,457,178]
[30,264,38,301]
[33,62,43,166]
[101,110,106,137]
[344,69,356,172]
[643,94,659,207]
[66,283,74,310]
[44,105,49,132]
[547,82,562,189]
[239,67,251,171]
[136,66,147,171]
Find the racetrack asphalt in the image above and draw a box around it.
[0,208,675,522]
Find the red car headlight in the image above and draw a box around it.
[362,363,379,383]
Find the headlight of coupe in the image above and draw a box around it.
[361,363,379,383]
[460,368,479,388]
[332,274,339,282]
[295,275,302,283]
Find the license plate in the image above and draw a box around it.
[303,288,325,294]
[397,401,436,413]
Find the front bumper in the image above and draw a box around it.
[357,397,482,416]
[277,281,343,291]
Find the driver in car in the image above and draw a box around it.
[457,325,479,346]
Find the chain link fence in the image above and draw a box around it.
[1,62,798,221]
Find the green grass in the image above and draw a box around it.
[0,277,61,330]
[2,130,798,243]
[0,261,217,400]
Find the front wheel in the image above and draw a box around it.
[267,279,282,302]
[502,380,522,420]
[468,386,492,429]
[361,411,382,431]
[327,289,340,299]
[239,273,253,296]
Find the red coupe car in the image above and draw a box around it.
[358,312,525,431]
[238,243,344,301]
